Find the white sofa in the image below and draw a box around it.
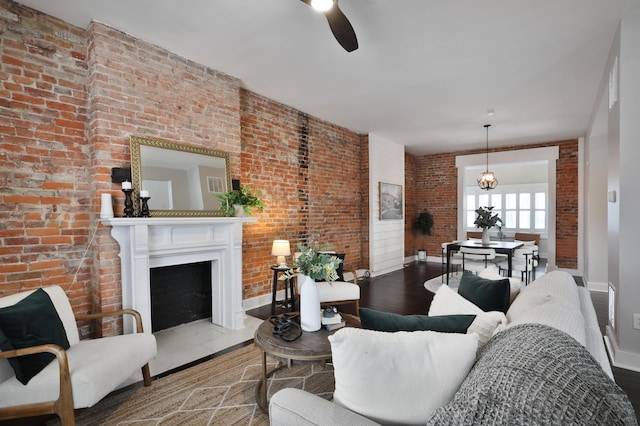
[269,271,635,425]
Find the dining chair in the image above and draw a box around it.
[460,247,496,274]
[496,245,539,284]
[441,242,463,283]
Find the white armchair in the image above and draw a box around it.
[0,286,157,426]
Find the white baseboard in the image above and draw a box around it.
[242,292,278,311]
[605,333,640,373]
[587,281,608,292]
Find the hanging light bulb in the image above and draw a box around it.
[311,0,334,12]
[478,124,498,190]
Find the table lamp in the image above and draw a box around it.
[271,240,291,268]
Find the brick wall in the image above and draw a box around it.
[0,1,93,335]
[240,90,366,298]
[410,140,579,269]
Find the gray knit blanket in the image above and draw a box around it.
[428,323,637,425]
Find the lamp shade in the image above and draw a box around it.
[271,240,291,268]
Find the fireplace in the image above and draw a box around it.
[150,261,213,332]
[102,217,256,334]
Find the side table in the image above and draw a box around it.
[270,266,296,315]
[253,313,360,412]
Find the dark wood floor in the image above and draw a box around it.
[247,260,640,420]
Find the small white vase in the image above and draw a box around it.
[481,228,490,245]
[234,204,246,217]
[299,275,321,332]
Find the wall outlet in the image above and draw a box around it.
[633,314,640,330]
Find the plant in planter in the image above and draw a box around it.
[474,206,503,244]
[414,210,434,260]
[216,185,265,217]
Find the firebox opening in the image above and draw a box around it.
[150,261,212,332]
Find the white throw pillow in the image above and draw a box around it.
[428,284,507,347]
[329,327,478,425]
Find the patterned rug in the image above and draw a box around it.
[424,274,462,293]
[48,343,335,426]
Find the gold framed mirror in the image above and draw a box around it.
[130,136,231,217]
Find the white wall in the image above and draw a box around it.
[584,84,609,291]
[369,133,405,276]
[597,7,640,372]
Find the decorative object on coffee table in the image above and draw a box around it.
[280,240,342,332]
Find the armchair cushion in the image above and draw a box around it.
[0,289,70,384]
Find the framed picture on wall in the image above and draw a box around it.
[379,182,403,220]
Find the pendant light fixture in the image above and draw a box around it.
[477,124,498,190]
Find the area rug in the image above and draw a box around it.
[424,274,462,294]
[49,343,335,426]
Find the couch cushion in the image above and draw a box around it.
[428,284,506,348]
[478,266,521,303]
[504,271,586,346]
[427,324,636,425]
[458,272,510,313]
[359,308,475,333]
[0,289,70,385]
[329,327,478,425]
[0,332,157,409]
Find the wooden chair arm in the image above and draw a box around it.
[76,309,145,333]
[0,344,74,424]
[347,269,359,285]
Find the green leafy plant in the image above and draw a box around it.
[280,240,343,282]
[216,185,265,217]
[474,206,503,230]
[414,210,434,236]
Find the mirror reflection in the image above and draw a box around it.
[130,136,231,217]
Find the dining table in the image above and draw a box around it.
[445,240,524,285]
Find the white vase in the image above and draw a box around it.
[481,228,490,245]
[299,275,321,332]
[234,204,246,217]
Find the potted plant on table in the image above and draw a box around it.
[414,210,434,261]
[216,185,264,217]
[280,240,343,332]
[474,206,503,245]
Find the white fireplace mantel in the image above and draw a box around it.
[101,217,256,334]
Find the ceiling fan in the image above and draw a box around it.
[299,0,359,52]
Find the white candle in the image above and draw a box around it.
[140,189,149,198]
[121,181,132,190]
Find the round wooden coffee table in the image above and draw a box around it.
[254,313,360,412]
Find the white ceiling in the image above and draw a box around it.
[15,0,639,155]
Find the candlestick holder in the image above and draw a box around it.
[140,196,150,217]
[122,189,135,217]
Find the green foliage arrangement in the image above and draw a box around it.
[474,206,503,230]
[216,185,265,217]
[280,240,343,282]
[414,210,435,236]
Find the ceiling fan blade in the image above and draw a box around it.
[324,1,358,52]
[298,0,359,52]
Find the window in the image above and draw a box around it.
[465,184,548,234]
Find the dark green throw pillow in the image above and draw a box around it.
[0,289,70,385]
[458,272,511,314]
[359,307,475,333]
